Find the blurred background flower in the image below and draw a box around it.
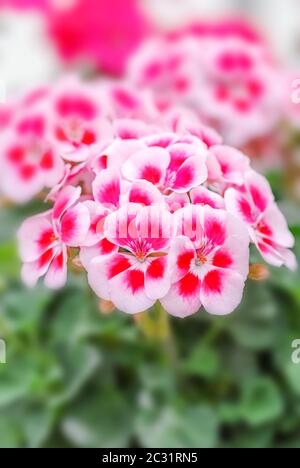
[0,0,300,449]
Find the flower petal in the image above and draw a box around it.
[145,256,171,300]
[125,180,165,206]
[213,212,250,279]
[122,147,170,185]
[245,170,274,215]
[18,213,56,262]
[261,203,295,248]
[166,192,190,213]
[42,151,65,188]
[171,156,208,192]
[109,265,155,314]
[92,168,121,209]
[88,253,133,301]
[225,187,256,225]
[256,237,297,271]
[60,203,90,246]
[21,248,55,288]
[82,200,110,247]
[167,236,195,283]
[53,185,81,221]
[190,186,224,209]
[44,246,68,289]
[161,272,201,318]
[1,165,44,204]
[80,239,118,269]
[174,205,204,242]
[104,204,141,252]
[114,118,156,140]
[135,205,175,253]
[203,205,227,247]
[104,139,145,172]
[209,145,249,186]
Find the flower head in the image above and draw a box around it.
[88,204,174,314]
[128,30,282,148]
[8,77,295,318]
[48,0,153,75]
[161,204,249,317]
[0,95,64,202]
[225,170,297,270]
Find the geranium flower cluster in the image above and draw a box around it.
[128,29,283,149]
[0,77,160,203]
[5,78,295,318]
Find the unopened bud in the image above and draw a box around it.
[71,255,84,270]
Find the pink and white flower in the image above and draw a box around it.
[0,79,164,204]
[207,145,250,191]
[166,107,223,148]
[104,83,159,123]
[18,186,90,288]
[88,204,175,314]
[80,168,165,268]
[48,79,112,163]
[225,170,296,270]
[194,37,281,147]
[161,205,250,317]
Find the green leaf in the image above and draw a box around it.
[21,405,55,448]
[183,343,220,378]
[62,390,133,448]
[138,365,176,398]
[0,358,36,407]
[0,241,20,280]
[228,282,279,350]
[1,285,52,334]
[49,291,97,345]
[0,402,55,448]
[222,346,258,380]
[137,404,219,448]
[218,402,242,424]
[51,344,101,407]
[227,427,273,448]
[0,416,22,448]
